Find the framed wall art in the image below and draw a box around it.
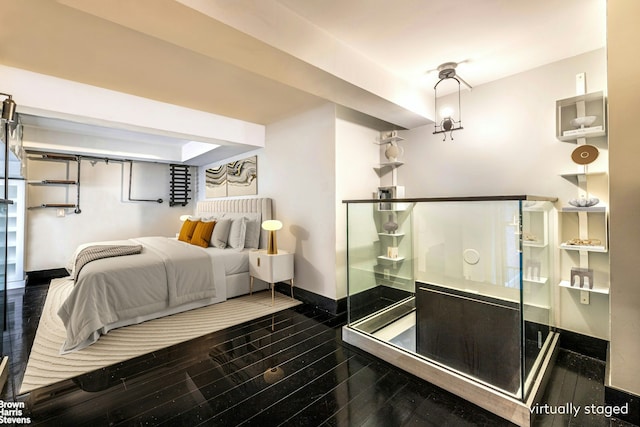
[205,155,257,198]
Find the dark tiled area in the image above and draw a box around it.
[1,283,637,426]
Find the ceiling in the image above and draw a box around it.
[0,0,606,163]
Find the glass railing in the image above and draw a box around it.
[344,196,557,401]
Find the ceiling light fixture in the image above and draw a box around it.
[432,62,472,141]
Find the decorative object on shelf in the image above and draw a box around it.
[432,62,471,141]
[556,91,606,140]
[377,185,404,211]
[0,92,17,122]
[568,197,599,207]
[570,267,594,289]
[384,142,404,162]
[387,246,399,259]
[571,144,599,165]
[570,115,597,128]
[462,248,480,265]
[525,259,541,281]
[262,219,283,254]
[523,232,538,242]
[564,238,602,247]
[382,214,398,234]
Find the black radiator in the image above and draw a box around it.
[169,164,191,206]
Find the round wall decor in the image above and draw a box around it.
[571,145,599,165]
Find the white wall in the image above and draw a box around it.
[398,49,607,202]
[335,118,381,299]
[25,138,194,271]
[397,49,609,339]
[607,0,640,397]
[197,106,381,303]
[199,104,340,300]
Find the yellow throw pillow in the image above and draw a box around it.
[191,221,216,248]
[178,219,199,243]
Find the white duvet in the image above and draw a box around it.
[58,236,226,353]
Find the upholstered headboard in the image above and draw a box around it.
[196,198,273,248]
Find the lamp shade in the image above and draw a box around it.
[261,220,283,231]
[262,220,282,254]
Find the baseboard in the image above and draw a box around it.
[557,328,608,361]
[25,268,69,286]
[605,385,640,425]
[274,282,346,316]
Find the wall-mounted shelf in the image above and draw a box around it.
[559,280,609,295]
[26,152,81,213]
[555,88,610,301]
[377,255,405,262]
[375,135,405,145]
[559,243,607,253]
[523,241,548,248]
[375,161,404,169]
[28,180,78,186]
[28,203,77,209]
[524,276,549,285]
[1,179,25,287]
[556,91,607,142]
[561,206,606,213]
[378,232,405,237]
[559,171,607,186]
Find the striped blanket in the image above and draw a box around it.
[74,245,143,282]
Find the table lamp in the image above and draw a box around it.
[262,220,283,254]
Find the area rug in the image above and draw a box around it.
[20,278,301,394]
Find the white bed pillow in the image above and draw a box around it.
[227,217,247,250]
[210,219,232,248]
[223,213,261,249]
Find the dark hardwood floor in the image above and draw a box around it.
[1,283,635,426]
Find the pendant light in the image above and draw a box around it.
[432,62,471,141]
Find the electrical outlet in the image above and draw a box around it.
[383,269,390,280]
[57,208,66,217]
[580,290,590,305]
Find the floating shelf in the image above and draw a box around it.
[523,241,547,248]
[378,232,405,237]
[559,280,609,295]
[27,153,79,162]
[377,255,405,262]
[559,171,607,186]
[523,276,549,285]
[28,203,78,209]
[561,206,606,213]
[560,243,607,253]
[558,129,606,142]
[28,180,77,186]
[375,161,404,169]
[375,136,404,145]
[556,91,607,142]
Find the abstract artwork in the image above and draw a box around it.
[227,156,257,196]
[205,164,227,198]
[205,156,257,198]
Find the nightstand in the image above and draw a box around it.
[249,250,294,305]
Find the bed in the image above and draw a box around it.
[58,198,273,353]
